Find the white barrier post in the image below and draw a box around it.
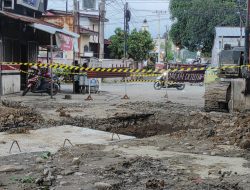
[122,73,129,99]
[85,78,93,101]
[164,72,169,99]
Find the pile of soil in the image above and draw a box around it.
[0,101,44,132]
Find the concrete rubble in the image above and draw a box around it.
[0,89,249,190]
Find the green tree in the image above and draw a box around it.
[109,28,155,62]
[127,29,155,62]
[108,28,125,59]
[169,0,244,53]
[165,39,174,61]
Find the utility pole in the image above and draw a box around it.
[245,0,250,64]
[66,0,68,14]
[124,3,131,60]
[73,0,79,94]
[122,2,130,100]
[238,0,243,46]
[99,0,106,59]
[153,10,167,64]
[165,25,168,62]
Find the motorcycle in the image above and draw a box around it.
[154,75,185,90]
[22,71,59,96]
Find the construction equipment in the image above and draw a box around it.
[204,46,250,112]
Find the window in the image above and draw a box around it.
[3,0,14,9]
[219,41,222,49]
[82,0,96,10]
[84,45,89,52]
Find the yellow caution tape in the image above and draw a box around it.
[1,62,249,74]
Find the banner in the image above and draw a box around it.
[168,70,205,83]
[56,33,73,51]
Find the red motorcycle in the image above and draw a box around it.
[22,70,59,96]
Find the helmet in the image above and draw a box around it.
[30,66,38,70]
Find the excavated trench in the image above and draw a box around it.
[59,111,213,138]
[0,99,217,138]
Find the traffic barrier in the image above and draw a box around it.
[1,62,249,74]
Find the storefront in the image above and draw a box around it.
[0,11,79,95]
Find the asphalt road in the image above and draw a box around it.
[4,82,205,109]
[60,82,204,107]
[100,82,205,107]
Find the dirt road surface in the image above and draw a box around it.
[0,83,249,190]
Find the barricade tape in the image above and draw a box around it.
[18,68,214,85]
[1,62,249,74]
[18,69,75,82]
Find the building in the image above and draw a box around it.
[0,0,79,95]
[42,9,110,65]
[141,19,149,32]
[211,27,245,66]
[151,38,166,63]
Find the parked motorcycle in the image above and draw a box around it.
[22,71,59,96]
[154,75,185,90]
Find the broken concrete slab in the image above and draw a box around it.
[0,125,135,157]
[0,165,25,172]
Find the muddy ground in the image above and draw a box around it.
[0,84,250,190]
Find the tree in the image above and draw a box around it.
[109,28,155,62]
[169,0,245,53]
[108,28,125,59]
[165,39,174,61]
[127,29,155,62]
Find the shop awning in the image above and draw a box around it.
[0,11,79,38]
[29,23,80,38]
[0,11,79,51]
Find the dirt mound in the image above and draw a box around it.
[0,102,44,132]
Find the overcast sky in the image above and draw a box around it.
[48,0,171,38]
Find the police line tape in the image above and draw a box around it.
[1,62,249,74]
[18,68,216,85]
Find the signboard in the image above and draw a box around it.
[168,70,205,83]
[56,33,73,51]
[155,64,164,70]
[23,0,38,6]
[17,0,40,10]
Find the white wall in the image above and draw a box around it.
[211,37,244,66]
[1,75,20,95]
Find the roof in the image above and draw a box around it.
[0,11,79,38]
[105,39,111,45]
[30,23,79,38]
[47,10,99,19]
[79,26,98,35]
[47,9,109,22]
[0,10,61,28]
[215,27,245,37]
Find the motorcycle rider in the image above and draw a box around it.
[30,65,51,90]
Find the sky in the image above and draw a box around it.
[48,0,171,38]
